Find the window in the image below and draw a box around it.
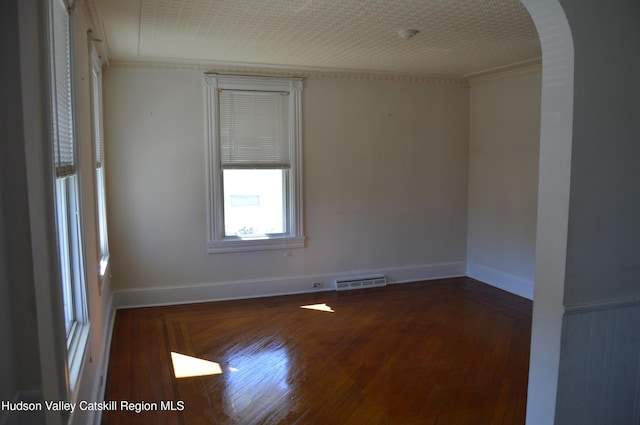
[204,75,304,253]
[89,42,109,279]
[49,0,89,388]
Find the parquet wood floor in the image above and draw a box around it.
[102,277,532,424]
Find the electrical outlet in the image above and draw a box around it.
[312,281,323,289]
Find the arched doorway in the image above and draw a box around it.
[520,1,574,423]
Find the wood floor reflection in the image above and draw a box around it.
[102,277,532,424]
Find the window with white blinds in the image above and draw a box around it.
[204,75,305,253]
[49,0,90,391]
[219,90,290,169]
[52,0,75,177]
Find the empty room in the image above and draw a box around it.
[100,0,540,423]
[3,1,640,425]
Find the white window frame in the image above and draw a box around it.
[204,74,305,253]
[89,41,109,280]
[48,0,90,392]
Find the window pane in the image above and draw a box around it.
[55,178,74,334]
[96,167,109,257]
[223,169,285,237]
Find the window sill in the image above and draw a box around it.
[207,235,305,254]
[67,321,91,391]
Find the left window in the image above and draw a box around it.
[90,42,109,280]
[49,0,89,388]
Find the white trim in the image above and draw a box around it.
[84,291,115,425]
[112,262,467,309]
[207,235,305,254]
[466,262,534,300]
[464,57,542,80]
[66,290,114,425]
[203,74,305,254]
[107,59,544,87]
[67,322,91,392]
[468,62,542,87]
[111,60,469,86]
[564,296,640,315]
[521,1,575,423]
[20,1,69,423]
[386,262,466,284]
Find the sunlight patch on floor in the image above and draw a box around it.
[300,303,335,313]
[171,351,223,378]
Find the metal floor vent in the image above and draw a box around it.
[334,275,387,291]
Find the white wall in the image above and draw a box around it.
[103,68,469,299]
[467,69,541,299]
[553,0,640,422]
[560,0,640,306]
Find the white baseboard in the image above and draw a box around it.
[466,262,534,300]
[67,290,114,425]
[112,261,467,309]
[89,291,115,425]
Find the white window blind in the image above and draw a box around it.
[52,0,75,177]
[219,90,290,169]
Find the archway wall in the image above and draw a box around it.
[559,0,640,306]
[520,0,574,423]
[554,0,640,423]
[523,0,640,423]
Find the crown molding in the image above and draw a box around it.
[107,57,543,87]
[466,58,542,85]
[107,60,469,86]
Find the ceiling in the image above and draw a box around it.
[87,0,541,79]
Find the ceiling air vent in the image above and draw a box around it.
[334,275,387,291]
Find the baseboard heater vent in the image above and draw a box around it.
[334,275,387,291]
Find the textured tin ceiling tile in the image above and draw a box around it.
[91,0,541,77]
